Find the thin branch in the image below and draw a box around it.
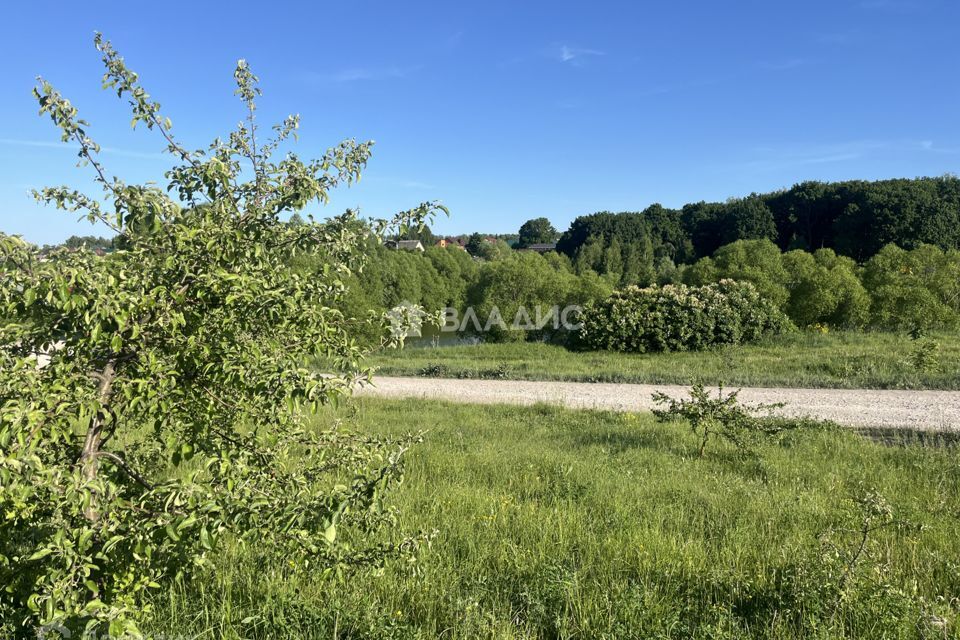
[62,129,123,234]
[94,450,154,490]
[247,102,260,194]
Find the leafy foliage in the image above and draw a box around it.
[466,252,612,342]
[815,487,914,625]
[319,211,960,349]
[861,243,960,330]
[651,383,786,457]
[576,280,791,353]
[781,248,870,328]
[683,240,960,331]
[684,240,790,309]
[0,35,443,636]
[557,176,960,264]
[58,235,115,252]
[681,196,777,257]
[398,222,437,247]
[557,206,693,275]
[517,217,558,248]
[909,338,941,373]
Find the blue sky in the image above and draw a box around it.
[1,0,958,244]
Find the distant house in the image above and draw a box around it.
[520,243,557,253]
[388,239,425,252]
[435,237,467,250]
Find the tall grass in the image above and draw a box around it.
[369,331,960,389]
[147,399,960,638]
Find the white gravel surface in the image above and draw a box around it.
[359,376,960,431]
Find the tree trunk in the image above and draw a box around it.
[80,360,116,521]
[698,430,710,458]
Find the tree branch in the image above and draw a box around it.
[78,359,116,521]
[94,450,154,490]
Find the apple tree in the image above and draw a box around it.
[0,35,442,636]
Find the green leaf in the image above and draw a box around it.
[199,527,213,550]
[177,515,197,532]
[28,548,53,561]
[323,523,336,544]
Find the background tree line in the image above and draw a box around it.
[557,175,960,265]
[46,174,960,341]
[296,175,960,344]
[327,237,960,346]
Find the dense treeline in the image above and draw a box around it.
[44,175,960,346]
[558,176,960,266]
[684,239,960,330]
[329,236,959,349]
[332,243,613,343]
[41,234,116,253]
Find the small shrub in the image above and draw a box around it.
[418,363,449,377]
[651,383,786,457]
[816,487,917,624]
[576,280,792,353]
[479,363,511,379]
[909,338,941,373]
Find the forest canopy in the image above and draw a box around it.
[557,175,960,264]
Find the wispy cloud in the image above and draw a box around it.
[817,31,862,45]
[0,138,166,160]
[858,0,921,11]
[636,86,673,97]
[728,139,958,172]
[364,174,437,190]
[635,75,728,98]
[303,65,420,85]
[635,58,809,100]
[747,141,886,169]
[445,30,464,48]
[557,45,605,66]
[918,140,960,155]
[757,58,810,71]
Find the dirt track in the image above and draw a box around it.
[358,377,960,431]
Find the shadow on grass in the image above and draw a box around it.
[572,425,684,456]
[853,426,960,448]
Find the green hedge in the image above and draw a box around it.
[575,280,792,353]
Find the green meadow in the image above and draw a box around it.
[368,331,960,390]
[148,398,960,639]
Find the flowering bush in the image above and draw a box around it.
[575,280,792,353]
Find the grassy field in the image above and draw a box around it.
[367,331,960,390]
[147,398,960,639]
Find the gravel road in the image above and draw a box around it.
[358,376,960,431]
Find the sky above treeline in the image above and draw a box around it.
[1,0,958,244]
